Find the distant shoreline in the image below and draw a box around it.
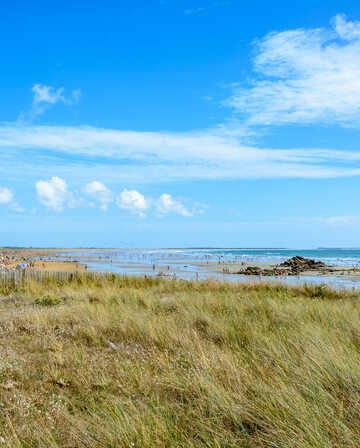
[3,247,360,280]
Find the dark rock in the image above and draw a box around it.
[238,256,329,276]
[279,256,326,272]
[241,266,262,275]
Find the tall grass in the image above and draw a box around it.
[0,275,359,447]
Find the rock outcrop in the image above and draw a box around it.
[239,256,329,276]
[279,256,326,273]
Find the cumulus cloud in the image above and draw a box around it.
[83,181,113,211]
[228,14,360,127]
[116,189,149,217]
[0,187,13,204]
[35,176,76,211]
[33,179,197,217]
[156,194,192,217]
[116,190,196,217]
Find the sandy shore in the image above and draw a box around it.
[0,248,85,272]
[31,260,85,272]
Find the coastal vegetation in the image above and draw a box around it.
[0,273,359,447]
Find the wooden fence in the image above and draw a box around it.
[0,269,119,288]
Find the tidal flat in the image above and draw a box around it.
[5,247,360,290]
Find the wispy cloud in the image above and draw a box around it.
[2,124,360,184]
[305,216,360,227]
[184,1,230,15]
[227,14,360,127]
[19,84,81,121]
[185,7,206,15]
[32,84,66,106]
[3,14,360,196]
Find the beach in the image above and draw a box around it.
[0,248,85,272]
[3,248,360,289]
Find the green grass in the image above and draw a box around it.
[34,295,64,306]
[0,274,359,447]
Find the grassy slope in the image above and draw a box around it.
[0,276,359,447]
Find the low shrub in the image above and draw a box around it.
[34,295,63,306]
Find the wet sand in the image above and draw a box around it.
[31,260,85,271]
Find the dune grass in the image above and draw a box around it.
[0,274,359,447]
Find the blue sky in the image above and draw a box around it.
[1,0,360,248]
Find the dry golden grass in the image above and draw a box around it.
[0,275,359,447]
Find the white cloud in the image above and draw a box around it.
[116,189,150,217]
[156,194,192,216]
[334,14,360,40]
[32,84,66,105]
[9,202,25,213]
[83,181,113,211]
[36,176,74,211]
[33,178,197,217]
[2,124,360,182]
[116,190,197,218]
[311,216,360,227]
[228,14,360,127]
[32,84,80,106]
[0,187,24,212]
[29,84,80,119]
[71,89,82,103]
[0,187,13,204]
[185,2,230,15]
[3,16,360,185]
[185,7,205,14]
